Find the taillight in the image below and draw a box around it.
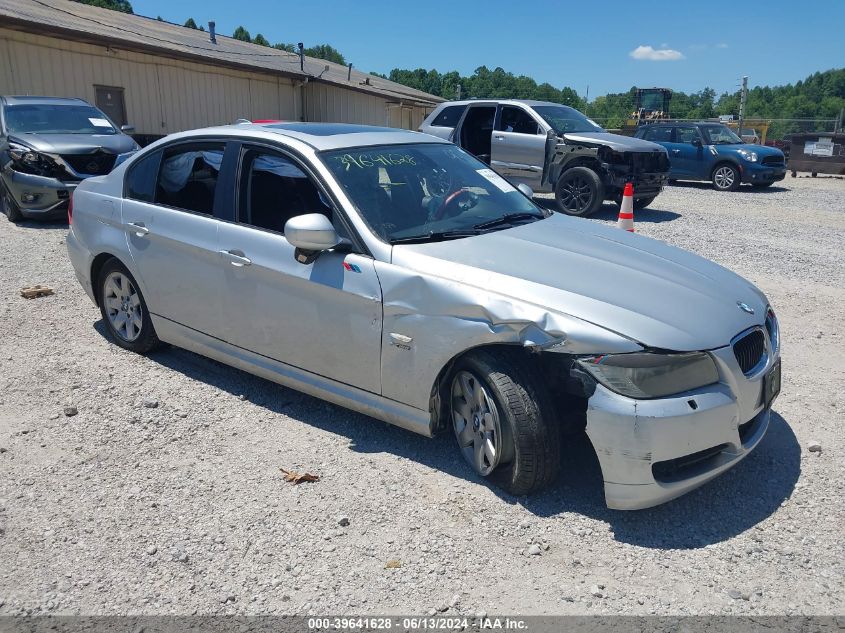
[67,191,73,225]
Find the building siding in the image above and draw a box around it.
[0,27,434,136]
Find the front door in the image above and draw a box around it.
[671,126,708,178]
[490,105,547,189]
[121,140,227,337]
[217,144,383,394]
[451,103,497,165]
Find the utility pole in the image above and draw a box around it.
[585,85,589,115]
[738,75,748,137]
[456,84,462,100]
[836,107,844,133]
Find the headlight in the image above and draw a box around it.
[739,149,758,162]
[577,352,719,399]
[8,143,58,174]
[8,142,39,162]
[765,307,779,355]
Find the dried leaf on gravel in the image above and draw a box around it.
[385,559,402,569]
[280,468,320,484]
[20,285,54,299]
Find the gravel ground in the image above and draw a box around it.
[0,174,843,617]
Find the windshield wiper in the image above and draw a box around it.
[473,212,545,230]
[389,229,483,245]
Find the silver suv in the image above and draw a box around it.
[0,96,138,222]
[420,99,670,216]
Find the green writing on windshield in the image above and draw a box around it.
[333,153,417,170]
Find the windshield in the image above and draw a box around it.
[3,104,118,135]
[321,143,549,243]
[532,105,605,135]
[701,125,743,145]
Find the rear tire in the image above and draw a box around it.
[97,258,163,354]
[712,164,740,191]
[633,196,656,210]
[2,185,22,222]
[449,349,560,496]
[554,166,604,216]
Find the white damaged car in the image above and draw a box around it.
[66,123,781,509]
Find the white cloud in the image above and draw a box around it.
[716,42,729,49]
[629,45,686,61]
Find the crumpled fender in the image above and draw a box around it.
[373,261,642,411]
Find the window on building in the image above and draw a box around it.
[155,142,225,215]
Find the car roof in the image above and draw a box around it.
[1,95,91,106]
[200,122,451,151]
[435,99,568,109]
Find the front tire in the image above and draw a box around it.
[712,164,740,191]
[633,196,656,210]
[97,259,162,354]
[449,350,560,496]
[2,185,23,222]
[554,166,604,216]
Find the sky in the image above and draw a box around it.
[133,0,845,99]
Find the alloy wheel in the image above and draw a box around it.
[451,370,504,476]
[103,271,143,342]
[559,176,594,213]
[714,166,736,190]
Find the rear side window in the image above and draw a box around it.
[155,142,225,215]
[642,126,672,142]
[125,151,162,202]
[430,105,467,127]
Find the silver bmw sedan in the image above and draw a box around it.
[66,122,781,510]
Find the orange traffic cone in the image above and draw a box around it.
[617,182,635,232]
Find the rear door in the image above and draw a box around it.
[216,143,383,394]
[490,104,547,189]
[121,140,229,338]
[450,102,497,165]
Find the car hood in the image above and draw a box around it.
[563,131,666,153]
[391,215,767,352]
[716,143,784,158]
[8,132,138,155]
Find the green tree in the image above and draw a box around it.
[232,26,251,42]
[184,18,198,29]
[252,33,270,47]
[273,42,297,53]
[71,0,133,13]
[304,44,346,65]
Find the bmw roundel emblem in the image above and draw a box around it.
[737,301,755,315]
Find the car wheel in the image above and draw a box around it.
[97,259,163,354]
[554,166,604,216]
[712,164,740,191]
[2,185,23,222]
[633,196,656,210]
[449,350,559,496]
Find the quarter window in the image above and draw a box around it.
[238,148,336,235]
[155,142,225,215]
[497,106,540,135]
[430,105,467,128]
[125,150,161,202]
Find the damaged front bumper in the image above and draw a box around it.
[1,168,76,219]
[603,166,669,198]
[584,344,778,510]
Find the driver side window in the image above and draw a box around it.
[675,127,700,144]
[496,106,540,135]
[237,147,343,237]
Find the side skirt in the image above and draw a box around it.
[151,315,434,437]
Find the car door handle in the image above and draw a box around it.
[671,149,681,154]
[220,250,252,267]
[124,221,149,236]
[494,135,505,140]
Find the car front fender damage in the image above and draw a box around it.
[373,263,642,413]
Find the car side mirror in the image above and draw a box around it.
[517,183,534,198]
[285,213,342,264]
[120,124,135,134]
[691,138,702,147]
